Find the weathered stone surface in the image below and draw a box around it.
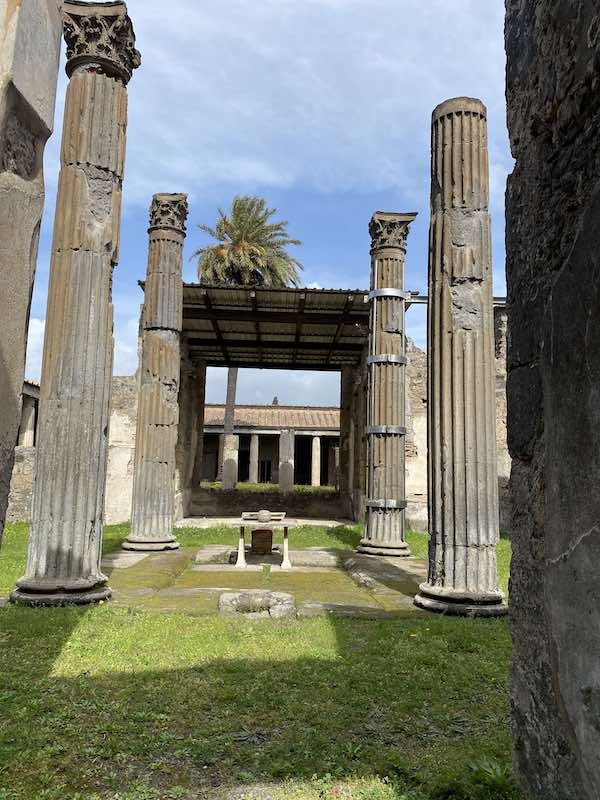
[6,446,34,523]
[17,396,36,447]
[124,193,187,552]
[11,2,139,606]
[174,341,201,520]
[218,590,296,619]
[0,0,61,545]
[310,435,321,487]
[415,98,504,617]
[222,433,239,490]
[506,3,600,797]
[494,307,511,531]
[190,361,207,487]
[104,375,137,523]
[248,432,259,484]
[359,212,416,556]
[340,353,368,522]
[278,429,294,493]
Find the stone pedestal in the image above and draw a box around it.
[506,5,600,796]
[311,436,321,487]
[18,397,37,448]
[124,194,188,552]
[11,3,140,605]
[358,212,416,557]
[0,0,61,545]
[222,434,239,490]
[278,430,294,493]
[414,98,504,616]
[249,433,259,484]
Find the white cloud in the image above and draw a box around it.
[113,317,141,376]
[24,318,45,382]
[206,367,340,406]
[29,1,509,402]
[115,0,510,208]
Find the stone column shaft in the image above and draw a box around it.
[249,433,259,483]
[279,429,294,493]
[124,193,188,551]
[222,433,239,490]
[415,97,504,616]
[506,6,600,795]
[333,446,340,490]
[18,397,37,448]
[311,436,321,487]
[11,3,140,605]
[191,361,207,486]
[0,1,61,545]
[358,212,416,556]
[339,367,353,515]
[351,350,368,521]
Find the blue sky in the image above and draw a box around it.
[27,0,511,406]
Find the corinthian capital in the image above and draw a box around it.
[149,193,189,233]
[369,212,418,253]
[63,1,141,84]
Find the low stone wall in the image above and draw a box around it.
[190,487,348,521]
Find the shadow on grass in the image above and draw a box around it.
[0,601,518,800]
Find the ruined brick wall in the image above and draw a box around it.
[505,2,600,797]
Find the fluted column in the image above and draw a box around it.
[191,361,207,486]
[222,434,239,490]
[124,193,188,551]
[414,97,505,616]
[249,433,259,483]
[18,398,37,448]
[0,1,61,545]
[279,429,294,493]
[311,436,321,486]
[339,367,353,516]
[358,213,416,556]
[11,3,140,605]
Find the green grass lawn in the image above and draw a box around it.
[0,522,517,800]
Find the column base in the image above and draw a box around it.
[356,538,411,557]
[10,584,111,607]
[413,583,507,617]
[122,537,180,552]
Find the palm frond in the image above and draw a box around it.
[193,195,303,288]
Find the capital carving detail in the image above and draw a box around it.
[369,213,416,252]
[63,3,141,83]
[149,194,189,233]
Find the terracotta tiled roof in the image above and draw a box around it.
[204,404,340,431]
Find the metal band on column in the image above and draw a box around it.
[358,211,417,557]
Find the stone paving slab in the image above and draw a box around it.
[101,551,149,570]
[99,545,427,618]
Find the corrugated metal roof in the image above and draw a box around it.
[180,284,369,371]
[204,404,340,431]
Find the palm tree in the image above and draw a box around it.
[193,196,302,482]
